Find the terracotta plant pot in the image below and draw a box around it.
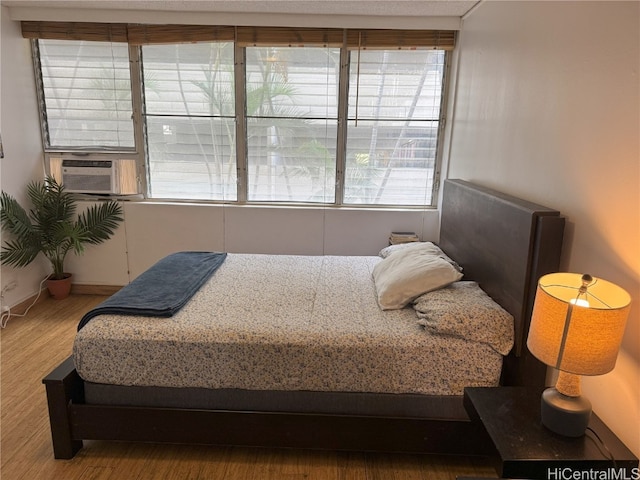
[46,273,73,300]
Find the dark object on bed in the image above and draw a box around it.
[43,179,565,459]
[77,251,227,330]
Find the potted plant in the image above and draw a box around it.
[0,175,124,299]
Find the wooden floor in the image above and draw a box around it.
[1,295,497,480]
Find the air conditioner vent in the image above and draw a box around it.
[64,173,114,193]
[52,157,138,195]
[62,159,113,168]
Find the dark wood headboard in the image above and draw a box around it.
[438,179,565,387]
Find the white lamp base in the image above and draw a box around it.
[541,387,592,437]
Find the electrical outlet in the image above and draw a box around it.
[1,306,9,313]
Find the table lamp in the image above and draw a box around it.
[527,272,631,437]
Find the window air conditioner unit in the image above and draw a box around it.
[58,158,138,195]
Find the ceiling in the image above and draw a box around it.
[3,0,480,18]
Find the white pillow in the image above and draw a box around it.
[372,246,463,310]
[378,241,462,272]
[379,241,439,258]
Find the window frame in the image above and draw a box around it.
[30,25,453,209]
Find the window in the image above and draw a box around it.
[246,46,339,203]
[142,42,237,201]
[36,39,134,150]
[345,50,445,206]
[30,23,452,207]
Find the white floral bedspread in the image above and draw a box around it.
[73,254,504,395]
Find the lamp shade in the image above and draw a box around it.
[527,273,631,376]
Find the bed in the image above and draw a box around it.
[43,179,566,459]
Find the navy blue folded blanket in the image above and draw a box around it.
[78,251,227,331]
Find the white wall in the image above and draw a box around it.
[0,6,51,307]
[8,5,461,30]
[448,1,639,455]
[66,202,436,283]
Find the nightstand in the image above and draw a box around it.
[463,387,639,480]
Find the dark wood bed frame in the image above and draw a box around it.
[43,179,565,459]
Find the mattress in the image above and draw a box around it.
[73,253,504,396]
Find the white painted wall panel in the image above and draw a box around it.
[66,201,438,283]
[323,208,436,256]
[449,0,639,455]
[122,202,225,279]
[224,206,326,256]
[0,7,51,307]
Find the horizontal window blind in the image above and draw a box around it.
[236,27,345,47]
[142,42,237,201]
[345,29,456,50]
[38,39,135,149]
[23,22,456,50]
[22,21,128,42]
[344,49,445,206]
[244,46,340,203]
[127,25,235,45]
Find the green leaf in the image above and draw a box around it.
[0,239,41,269]
[0,191,36,239]
[77,201,124,245]
[0,175,123,275]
